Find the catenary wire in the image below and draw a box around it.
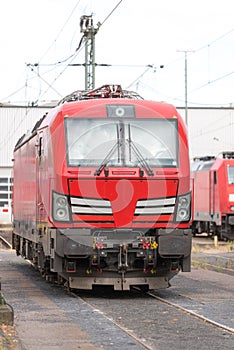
[0,1,126,149]
[100,0,123,27]
[38,0,82,62]
[32,0,125,103]
[127,28,234,105]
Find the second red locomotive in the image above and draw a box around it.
[12,84,192,291]
[191,152,234,240]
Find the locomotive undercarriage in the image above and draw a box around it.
[191,214,234,241]
[12,227,191,291]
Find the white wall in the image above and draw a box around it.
[0,106,51,167]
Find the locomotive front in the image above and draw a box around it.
[191,152,234,240]
[47,90,192,290]
[13,85,192,291]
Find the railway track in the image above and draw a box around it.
[0,234,12,249]
[146,290,234,334]
[192,236,234,275]
[0,249,233,349]
[69,285,234,350]
[71,274,234,350]
[70,289,155,350]
[192,253,234,276]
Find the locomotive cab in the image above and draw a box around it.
[12,85,192,291]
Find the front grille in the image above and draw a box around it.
[134,197,176,216]
[71,197,112,215]
[70,196,176,224]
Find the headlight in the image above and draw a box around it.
[52,192,70,222]
[56,196,67,207]
[175,192,191,222]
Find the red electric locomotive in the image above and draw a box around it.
[12,84,192,291]
[191,152,234,240]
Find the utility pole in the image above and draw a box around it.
[177,49,194,125]
[80,15,100,90]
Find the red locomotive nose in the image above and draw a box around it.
[68,175,179,228]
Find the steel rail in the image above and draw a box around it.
[0,235,12,249]
[192,254,234,276]
[146,290,234,334]
[70,290,156,350]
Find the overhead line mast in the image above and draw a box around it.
[80,15,100,90]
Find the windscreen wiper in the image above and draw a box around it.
[94,125,120,176]
[127,124,154,176]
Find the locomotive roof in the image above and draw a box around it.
[191,152,234,171]
[57,84,144,103]
[193,152,234,162]
[14,84,182,150]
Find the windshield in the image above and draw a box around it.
[65,118,178,168]
[227,166,234,184]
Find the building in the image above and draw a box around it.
[0,166,13,224]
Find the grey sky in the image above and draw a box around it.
[1,0,233,106]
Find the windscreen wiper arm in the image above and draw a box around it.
[127,124,154,176]
[94,125,120,176]
[94,141,120,176]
